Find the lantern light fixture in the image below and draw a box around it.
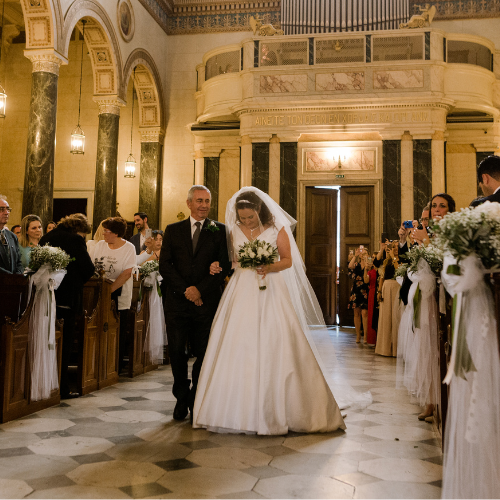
[0,0,7,118]
[71,20,86,154]
[124,69,136,178]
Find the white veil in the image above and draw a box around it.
[226,187,371,410]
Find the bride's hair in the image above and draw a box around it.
[235,191,274,226]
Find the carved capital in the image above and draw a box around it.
[24,49,67,75]
[93,96,125,116]
[240,135,252,146]
[432,131,445,141]
[139,127,165,144]
[401,131,413,141]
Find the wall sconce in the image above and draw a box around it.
[329,148,350,169]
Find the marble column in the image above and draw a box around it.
[431,131,445,194]
[413,139,432,216]
[252,142,270,193]
[22,51,66,223]
[194,152,204,185]
[219,148,240,222]
[240,135,253,187]
[139,128,164,230]
[382,140,402,238]
[400,131,414,221]
[92,98,123,234]
[269,135,280,203]
[280,142,298,220]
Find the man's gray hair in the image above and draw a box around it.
[187,185,211,201]
[0,194,7,202]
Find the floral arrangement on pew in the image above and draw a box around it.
[238,239,279,290]
[134,259,165,364]
[432,201,500,499]
[28,244,72,401]
[394,262,408,284]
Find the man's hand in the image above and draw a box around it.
[185,286,201,302]
[210,261,222,275]
[194,298,203,306]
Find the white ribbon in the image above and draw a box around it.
[29,264,66,401]
[143,271,166,364]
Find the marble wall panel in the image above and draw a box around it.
[305,150,374,171]
[413,139,432,217]
[383,140,402,239]
[315,72,365,91]
[204,157,220,221]
[260,75,308,93]
[280,143,298,220]
[252,143,270,194]
[139,142,162,230]
[373,70,424,89]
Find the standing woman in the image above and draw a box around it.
[137,230,163,265]
[348,246,369,343]
[364,253,379,346]
[19,214,43,269]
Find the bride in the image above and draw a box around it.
[193,187,364,435]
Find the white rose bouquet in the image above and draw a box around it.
[28,244,72,273]
[405,243,443,276]
[237,239,279,290]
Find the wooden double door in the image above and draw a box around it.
[305,186,374,326]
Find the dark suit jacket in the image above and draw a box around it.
[470,189,500,207]
[0,229,23,274]
[129,232,146,255]
[159,218,230,315]
[39,226,95,312]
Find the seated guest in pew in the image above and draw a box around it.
[39,213,95,399]
[18,214,43,269]
[10,225,21,237]
[470,155,500,207]
[136,230,163,265]
[90,217,136,374]
[0,195,23,274]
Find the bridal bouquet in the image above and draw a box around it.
[237,239,279,290]
[28,245,71,401]
[405,243,443,276]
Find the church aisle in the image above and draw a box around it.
[0,329,442,499]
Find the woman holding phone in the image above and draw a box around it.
[348,245,369,343]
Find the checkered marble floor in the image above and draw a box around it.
[0,328,442,499]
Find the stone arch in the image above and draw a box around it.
[19,0,64,52]
[123,49,165,131]
[62,1,124,100]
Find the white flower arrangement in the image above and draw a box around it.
[238,239,279,290]
[28,244,72,273]
[405,243,443,276]
[432,201,500,273]
[139,260,159,280]
[204,220,220,233]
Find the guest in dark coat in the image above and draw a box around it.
[470,155,500,207]
[39,213,94,398]
[0,195,23,274]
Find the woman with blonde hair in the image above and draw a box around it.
[86,221,105,255]
[19,214,43,269]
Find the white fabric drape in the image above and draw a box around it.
[29,264,66,401]
[441,253,500,499]
[143,271,166,364]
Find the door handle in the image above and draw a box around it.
[103,322,108,332]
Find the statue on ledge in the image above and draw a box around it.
[250,15,284,36]
[400,3,436,29]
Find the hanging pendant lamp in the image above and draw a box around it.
[70,20,86,154]
[0,0,7,118]
[124,68,136,178]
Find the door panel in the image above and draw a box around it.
[305,188,337,325]
[339,186,374,327]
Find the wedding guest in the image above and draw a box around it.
[130,212,149,255]
[470,155,500,206]
[86,221,104,255]
[39,213,94,398]
[137,230,163,265]
[18,214,42,269]
[348,245,369,343]
[90,217,137,373]
[10,225,21,237]
[412,193,455,245]
[45,221,56,233]
[364,252,379,346]
[0,195,23,274]
[375,241,401,357]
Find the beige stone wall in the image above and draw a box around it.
[445,144,478,210]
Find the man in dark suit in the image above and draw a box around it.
[160,185,230,421]
[39,213,95,398]
[129,212,149,254]
[470,155,500,207]
[0,195,23,274]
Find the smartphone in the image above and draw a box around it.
[145,228,152,238]
[403,220,413,229]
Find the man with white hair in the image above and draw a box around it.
[0,195,23,274]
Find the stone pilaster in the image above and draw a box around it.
[22,50,67,223]
[240,135,253,188]
[269,135,280,203]
[431,131,446,195]
[401,131,414,221]
[92,96,124,234]
[139,128,164,230]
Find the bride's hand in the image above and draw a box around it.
[256,265,270,277]
[210,261,222,275]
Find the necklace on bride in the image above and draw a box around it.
[249,226,260,238]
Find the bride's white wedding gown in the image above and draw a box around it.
[193,225,346,435]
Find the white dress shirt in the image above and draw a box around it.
[189,216,206,238]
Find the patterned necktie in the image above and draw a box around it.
[0,230,11,266]
[192,221,201,252]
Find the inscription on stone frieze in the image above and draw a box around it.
[254,111,429,127]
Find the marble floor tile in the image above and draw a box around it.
[218,491,266,499]
[106,441,191,462]
[64,395,127,408]
[0,455,79,481]
[0,478,33,499]
[26,474,76,491]
[359,457,442,483]
[207,433,286,449]
[143,392,177,402]
[97,410,169,424]
[26,485,131,499]
[283,433,361,455]
[362,439,442,460]
[28,436,114,456]
[0,432,41,449]
[354,480,442,499]
[0,418,75,434]
[187,446,272,469]
[364,425,436,442]
[115,382,166,391]
[120,482,171,498]
[254,474,355,499]
[333,471,381,487]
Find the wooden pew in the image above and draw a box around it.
[0,274,63,423]
[77,277,119,395]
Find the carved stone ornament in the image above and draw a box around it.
[93,97,124,116]
[25,52,65,75]
[139,128,164,143]
[117,0,135,42]
[400,3,436,28]
[249,15,283,36]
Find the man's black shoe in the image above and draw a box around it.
[61,391,80,399]
[173,400,189,421]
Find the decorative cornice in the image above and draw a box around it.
[93,96,125,115]
[139,128,165,143]
[410,0,500,20]
[24,50,67,75]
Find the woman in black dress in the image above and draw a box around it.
[348,246,369,343]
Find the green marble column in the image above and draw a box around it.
[139,131,163,230]
[22,54,65,224]
[92,99,122,234]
